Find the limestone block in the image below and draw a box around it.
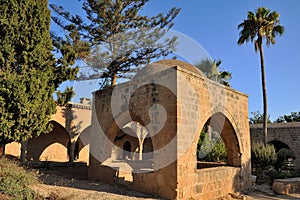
[273,178,300,194]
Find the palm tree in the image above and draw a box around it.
[238,7,284,145]
[195,58,232,87]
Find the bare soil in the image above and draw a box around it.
[31,162,300,200]
[33,162,160,200]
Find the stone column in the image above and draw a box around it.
[136,123,148,161]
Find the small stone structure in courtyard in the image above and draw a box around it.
[89,60,251,199]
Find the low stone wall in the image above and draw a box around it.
[273,177,300,195]
[177,167,242,200]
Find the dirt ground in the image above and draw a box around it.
[32,163,300,200]
[33,163,159,200]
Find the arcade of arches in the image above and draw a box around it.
[4,102,91,164]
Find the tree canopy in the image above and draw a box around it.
[249,111,271,124]
[50,0,180,87]
[195,58,232,87]
[275,112,300,123]
[0,0,78,144]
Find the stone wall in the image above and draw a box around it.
[250,122,300,167]
[89,64,179,199]
[172,59,251,199]
[4,104,91,163]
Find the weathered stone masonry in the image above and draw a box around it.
[5,101,91,163]
[250,122,300,167]
[89,60,252,200]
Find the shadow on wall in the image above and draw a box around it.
[76,126,90,163]
[4,121,91,163]
[26,120,70,161]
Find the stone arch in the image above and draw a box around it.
[99,111,155,163]
[26,120,70,161]
[268,140,291,152]
[107,112,157,151]
[196,111,242,168]
[200,106,244,153]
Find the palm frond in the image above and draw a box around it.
[238,7,284,49]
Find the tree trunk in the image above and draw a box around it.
[259,41,268,145]
[207,125,212,140]
[65,106,75,163]
[111,73,117,86]
[69,141,75,163]
[20,140,28,162]
[0,144,5,157]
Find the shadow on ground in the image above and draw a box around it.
[36,161,160,199]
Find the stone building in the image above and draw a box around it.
[89,60,251,199]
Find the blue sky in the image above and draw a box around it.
[49,0,300,121]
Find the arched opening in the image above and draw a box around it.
[27,120,70,161]
[112,122,154,161]
[123,141,131,159]
[40,142,69,162]
[197,112,241,169]
[75,126,90,163]
[268,140,291,152]
[269,140,295,170]
[143,138,154,160]
[4,142,21,158]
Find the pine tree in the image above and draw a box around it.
[0,0,78,146]
[50,0,180,87]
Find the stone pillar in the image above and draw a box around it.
[136,123,148,161]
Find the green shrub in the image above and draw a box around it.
[277,148,296,160]
[251,142,277,169]
[276,169,300,179]
[197,130,227,162]
[0,157,38,200]
[275,148,296,170]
